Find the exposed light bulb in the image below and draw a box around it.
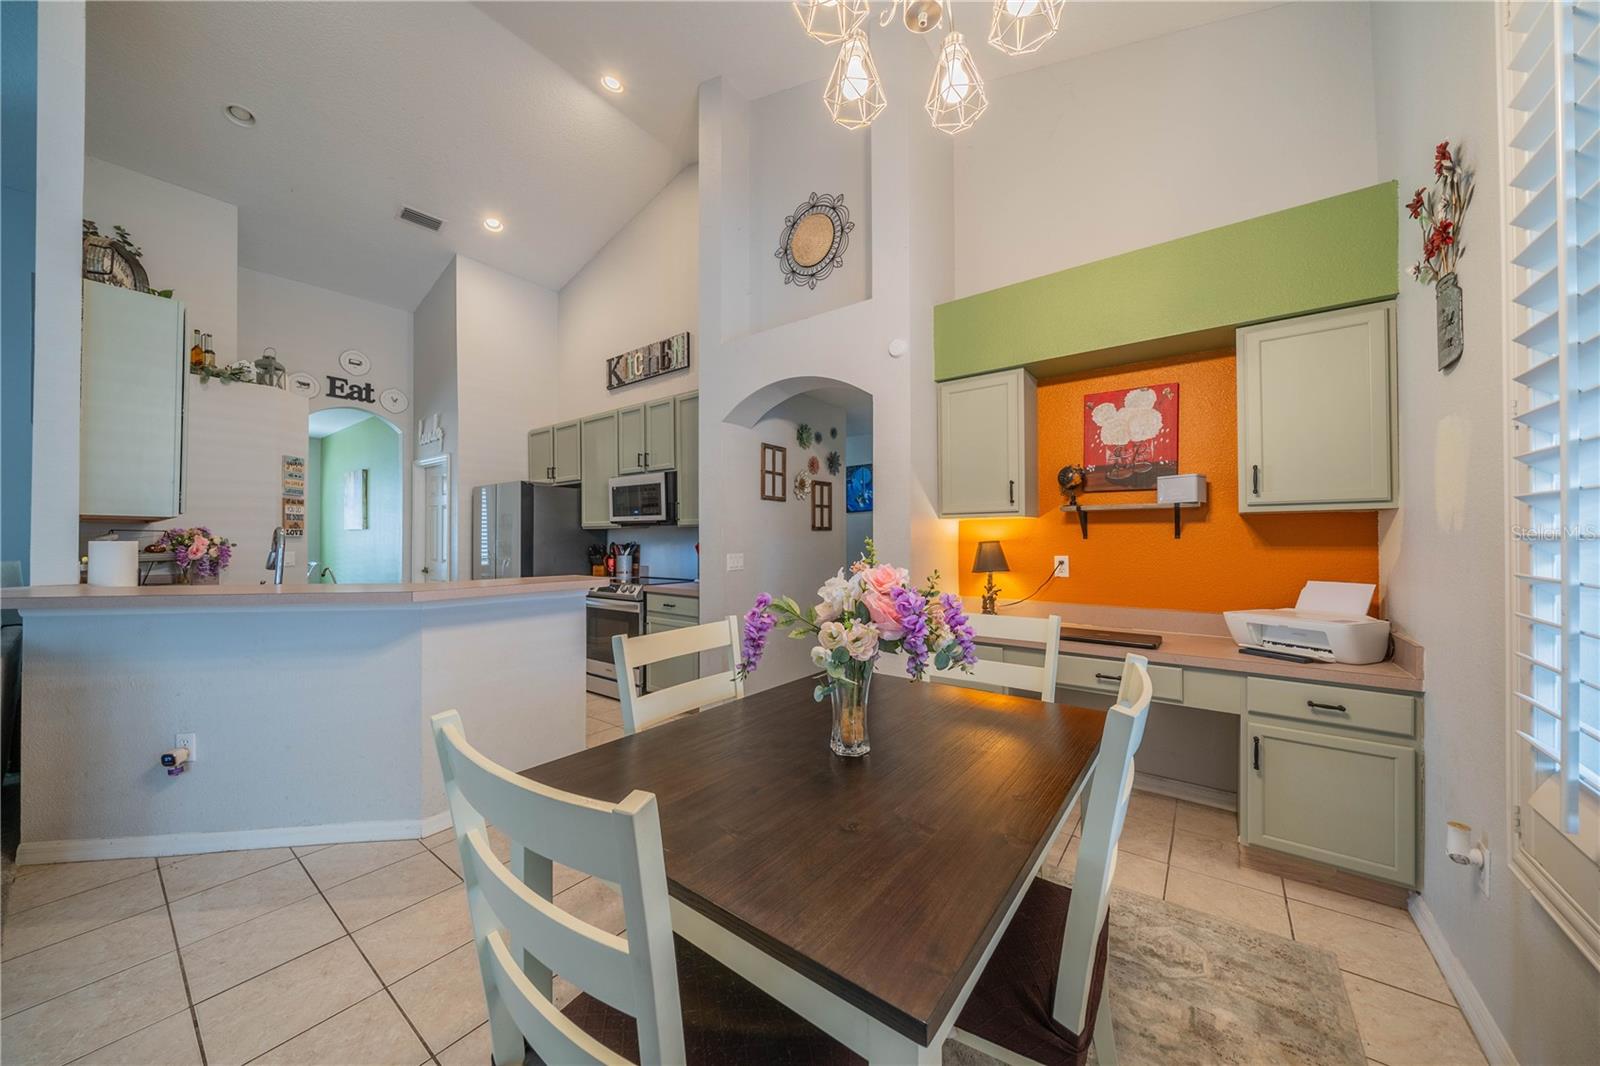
[824,31,886,129]
[793,0,869,45]
[988,0,1064,56]
[926,32,987,134]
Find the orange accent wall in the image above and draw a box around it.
[957,350,1380,613]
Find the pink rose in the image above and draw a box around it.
[860,589,905,640]
[861,563,907,598]
[186,537,210,560]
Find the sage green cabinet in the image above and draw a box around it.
[645,397,677,472]
[1237,303,1397,512]
[580,411,620,529]
[528,426,555,484]
[1244,718,1417,886]
[528,421,581,484]
[937,369,1037,517]
[675,392,699,525]
[617,405,646,474]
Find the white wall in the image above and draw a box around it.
[1373,3,1600,1061]
[83,157,238,363]
[558,166,699,418]
[411,260,459,576]
[952,1,1381,298]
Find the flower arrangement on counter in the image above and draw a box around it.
[146,527,234,584]
[737,538,978,756]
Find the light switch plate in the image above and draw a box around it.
[176,732,197,762]
[726,553,745,572]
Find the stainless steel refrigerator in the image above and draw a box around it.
[471,482,601,579]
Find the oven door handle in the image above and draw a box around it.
[586,598,642,614]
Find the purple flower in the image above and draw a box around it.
[939,593,977,668]
[891,586,930,679]
[739,595,777,676]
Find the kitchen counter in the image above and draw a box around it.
[648,582,698,597]
[5,574,603,612]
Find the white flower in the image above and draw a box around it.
[1091,402,1118,427]
[1125,407,1162,442]
[1099,412,1131,447]
[1122,387,1158,410]
[810,645,829,669]
[818,621,847,650]
[816,571,851,622]
[843,622,879,662]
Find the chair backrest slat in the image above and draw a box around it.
[614,615,744,734]
[923,613,1062,700]
[1052,652,1153,1034]
[483,930,630,1066]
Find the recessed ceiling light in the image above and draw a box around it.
[223,103,256,127]
[483,217,504,233]
[600,75,624,94]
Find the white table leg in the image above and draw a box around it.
[866,1026,943,1065]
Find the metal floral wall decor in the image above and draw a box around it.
[777,192,853,289]
[1406,140,1475,372]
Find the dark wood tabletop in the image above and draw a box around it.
[522,674,1105,1045]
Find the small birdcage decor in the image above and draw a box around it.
[254,348,287,389]
[81,220,151,293]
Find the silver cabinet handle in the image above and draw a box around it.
[1306,700,1348,714]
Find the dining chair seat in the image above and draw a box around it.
[952,879,1110,1066]
[556,934,864,1066]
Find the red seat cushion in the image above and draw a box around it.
[551,934,865,1065]
[954,878,1110,1066]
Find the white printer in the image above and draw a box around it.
[1224,581,1390,665]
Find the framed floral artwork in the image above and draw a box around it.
[1083,383,1178,491]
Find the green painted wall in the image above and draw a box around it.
[317,416,402,584]
[934,182,1399,381]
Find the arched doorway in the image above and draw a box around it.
[306,407,404,583]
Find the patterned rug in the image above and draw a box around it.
[945,887,1365,1066]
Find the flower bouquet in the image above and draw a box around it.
[1406,140,1474,370]
[147,527,234,585]
[738,539,978,756]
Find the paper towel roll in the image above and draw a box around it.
[87,540,139,587]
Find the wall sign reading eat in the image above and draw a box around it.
[607,332,690,391]
[326,375,376,404]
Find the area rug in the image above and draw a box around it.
[944,888,1365,1066]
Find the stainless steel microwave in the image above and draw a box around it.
[608,471,678,525]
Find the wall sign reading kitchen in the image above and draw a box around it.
[607,332,691,391]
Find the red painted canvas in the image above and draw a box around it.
[1083,383,1179,491]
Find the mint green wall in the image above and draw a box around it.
[934,182,1399,380]
[305,437,322,571]
[317,416,402,584]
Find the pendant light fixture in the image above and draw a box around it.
[793,0,869,45]
[925,31,988,134]
[987,0,1065,56]
[823,30,887,130]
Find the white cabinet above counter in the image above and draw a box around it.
[937,368,1037,518]
[539,390,699,530]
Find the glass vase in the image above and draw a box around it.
[830,661,873,757]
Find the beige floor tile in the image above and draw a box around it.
[70,1009,202,1066]
[586,725,624,747]
[2,906,172,1018]
[6,858,156,914]
[1126,789,1177,824]
[1168,830,1284,895]
[1164,866,1291,937]
[436,1022,493,1066]
[301,840,425,891]
[181,894,345,1002]
[1173,800,1239,841]
[555,863,589,894]
[430,841,464,876]
[291,844,332,857]
[168,860,316,947]
[252,990,429,1066]
[553,974,581,1008]
[1285,880,1415,931]
[1053,837,1167,897]
[1,871,166,960]
[324,851,460,932]
[1289,901,1454,1004]
[555,875,625,934]
[158,848,296,901]
[587,700,623,727]
[431,827,517,877]
[353,885,473,984]
[1044,825,1073,869]
[585,715,615,738]
[1114,810,1175,863]
[389,942,487,1053]
[0,952,186,1066]
[195,938,380,1066]
[1343,972,1486,1066]
[420,827,455,850]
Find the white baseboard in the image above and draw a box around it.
[1134,771,1237,811]
[1408,896,1517,1066]
[16,812,453,865]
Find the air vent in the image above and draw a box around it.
[398,206,444,232]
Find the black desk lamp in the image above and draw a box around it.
[972,541,1009,615]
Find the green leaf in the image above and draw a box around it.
[830,647,850,666]
[934,650,951,671]
[813,684,829,702]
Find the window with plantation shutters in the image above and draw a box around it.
[1504,0,1600,965]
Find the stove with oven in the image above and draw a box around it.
[585,577,691,698]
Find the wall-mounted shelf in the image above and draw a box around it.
[1059,501,1204,539]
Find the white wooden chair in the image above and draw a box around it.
[612,615,743,734]
[950,653,1153,1066]
[430,711,859,1066]
[886,612,1061,700]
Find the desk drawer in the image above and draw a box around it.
[1060,655,1183,704]
[1247,677,1415,737]
[644,592,698,621]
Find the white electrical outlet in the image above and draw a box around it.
[1053,555,1070,577]
[286,550,297,566]
[726,553,745,572]
[176,732,197,762]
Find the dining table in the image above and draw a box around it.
[521,673,1106,1064]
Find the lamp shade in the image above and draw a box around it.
[972,540,1009,574]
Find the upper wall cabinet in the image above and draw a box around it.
[645,397,677,472]
[1237,303,1397,512]
[674,392,699,526]
[938,369,1038,518]
[80,282,186,520]
[617,405,646,475]
[580,411,620,529]
[528,426,554,484]
[529,421,582,484]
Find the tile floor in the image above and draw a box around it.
[0,694,1487,1066]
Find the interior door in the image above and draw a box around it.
[422,462,450,581]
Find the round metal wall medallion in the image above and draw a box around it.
[339,349,371,376]
[379,388,409,414]
[776,192,853,290]
[287,372,320,397]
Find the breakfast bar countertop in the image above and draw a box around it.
[4,574,606,611]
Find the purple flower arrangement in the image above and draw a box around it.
[147,526,235,583]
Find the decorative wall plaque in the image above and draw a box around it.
[811,480,834,531]
[607,332,691,391]
[776,192,853,290]
[760,444,787,502]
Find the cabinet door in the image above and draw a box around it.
[528,426,555,484]
[580,412,620,529]
[644,616,700,693]
[1238,303,1395,510]
[617,405,646,474]
[1244,719,1416,886]
[644,397,677,471]
[937,370,1036,517]
[81,283,186,519]
[675,392,699,525]
[552,420,582,483]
